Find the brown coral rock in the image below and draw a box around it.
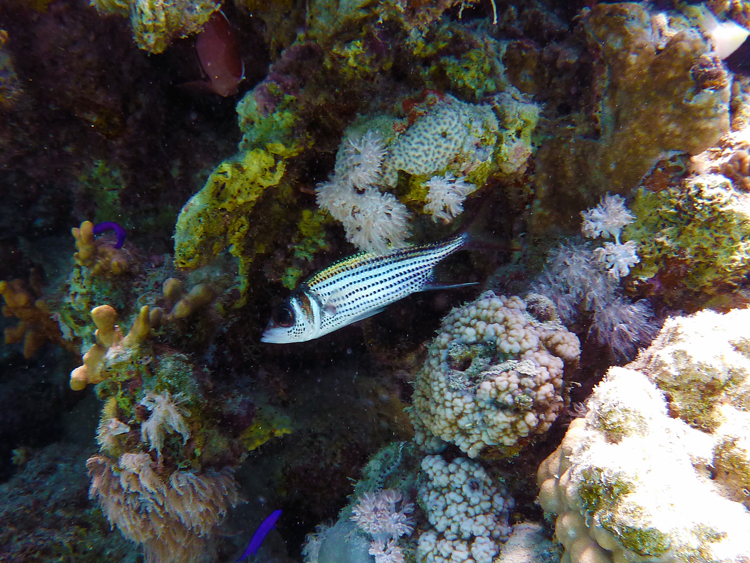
[532,2,730,234]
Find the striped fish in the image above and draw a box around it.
[261,232,476,343]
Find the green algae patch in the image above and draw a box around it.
[626,176,750,304]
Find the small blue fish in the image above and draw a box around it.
[261,232,476,343]
[237,509,282,562]
[93,221,127,249]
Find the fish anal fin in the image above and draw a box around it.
[421,281,479,292]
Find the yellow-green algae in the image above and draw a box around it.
[174,143,300,305]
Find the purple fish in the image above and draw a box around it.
[237,509,282,562]
[93,222,127,249]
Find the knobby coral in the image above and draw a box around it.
[411,292,580,458]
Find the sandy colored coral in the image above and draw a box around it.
[411,292,580,459]
[0,278,79,359]
[69,304,152,391]
[537,308,750,563]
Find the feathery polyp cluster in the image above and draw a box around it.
[87,453,240,563]
[140,391,190,458]
[532,243,657,360]
[581,193,635,242]
[424,173,477,223]
[335,131,386,189]
[351,489,414,542]
[581,193,639,279]
[316,130,411,253]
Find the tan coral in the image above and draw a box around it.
[0,278,79,359]
[158,278,215,321]
[71,220,130,277]
[70,304,153,391]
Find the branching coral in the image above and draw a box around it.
[0,278,79,359]
[72,220,130,277]
[69,304,152,390]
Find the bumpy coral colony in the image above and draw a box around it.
[4,0,750,562]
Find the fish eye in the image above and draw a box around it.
[273,304,295,328]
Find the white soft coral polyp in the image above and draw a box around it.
[581,193,635,241]
[424,173,477,223]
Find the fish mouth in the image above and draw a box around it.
[260,327,289,344]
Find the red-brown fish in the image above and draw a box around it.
[192,11,244,97]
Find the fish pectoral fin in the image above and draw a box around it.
[349,306,387,325]
[420,281,479,292]
[323,301,337,316]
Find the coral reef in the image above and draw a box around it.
[411,292,580,458]
[537,307,750,562]
[6,1,750,562]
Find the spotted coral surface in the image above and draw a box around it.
[411,292,580,459]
